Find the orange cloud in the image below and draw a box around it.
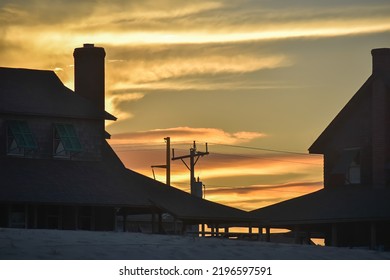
[111,144,323,210]
[108,127,266,146]
[204,181,323,210]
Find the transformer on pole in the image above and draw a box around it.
[172,141,209,197]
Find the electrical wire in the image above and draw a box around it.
[173,182,317,194]
[209,142,318,156]
[115,149,321,166]
[112,141,323,165]
[209,151,322,166]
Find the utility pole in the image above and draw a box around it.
[172,141,209,196]
[165,137,171,186]
[151,137,171,186]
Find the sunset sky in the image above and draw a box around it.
[1,0,390,210]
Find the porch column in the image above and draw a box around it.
[306,231,311,245]
[370,222,377,250]
[265,227,271,242]
[58,206,63,230]
[258,227,263,241]
[122,209,127,232]
[294,225,301,244]
[91,206,95,231]
[75,206,79,230]
[331,224,338,247]
[24,204,28,229]
[173,218,178,234]
[151,213,156,233]
[33,205,38,229]
[158,213,163,234]
[181,222,187,235]
[7,204,11,228]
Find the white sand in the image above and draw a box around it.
[0,228,389,260]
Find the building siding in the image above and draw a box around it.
[322,88,372,188]
[0,115,104,161]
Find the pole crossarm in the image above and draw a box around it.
[171,141,210,196]
[150,137,171,186]
[172,150,209,161]
[171,154,192,160]
[151,164,167,169]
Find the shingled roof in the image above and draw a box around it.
[309,49,390,154]
[0,143,150,208]
[251,186,390,227]
[0,141,253,224]
[142,177,253,224]
[0,67,115,120]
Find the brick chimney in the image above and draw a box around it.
[372,48,390,75]
[73,44,106,112]
[371,48,390,187]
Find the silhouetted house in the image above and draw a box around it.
[0,44,251,232]
[252,48,390,249]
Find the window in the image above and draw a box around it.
[347,153,361,184]
[6,120,37,156]
[53,123,82,158]
[332,148,361,185]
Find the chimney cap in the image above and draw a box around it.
[371,48,390,74]
[83,43,95,48]
[371,48,390,56]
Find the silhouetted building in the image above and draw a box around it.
[0,44,252,232]
[252,48,390,249]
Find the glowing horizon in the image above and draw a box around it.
[1,0,389,211]
[110,139,323,210]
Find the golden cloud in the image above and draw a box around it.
[105,92,145,120]
[89,1,223,24]
[112,145,323,210]
[109,127,266,146]
[108,55,290,90]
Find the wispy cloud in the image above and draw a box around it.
[90,1,224,24]
[109,127,266,145]
[106,92,145,120]
[18,21,390,48]
[112,145,323,210]
[3,1,390,50]
[206,181,323,210]
[113,145,323,210]
[205,181,323,196]
[106,52,291,94]
[110,55,289,85]
[2,0,386,211]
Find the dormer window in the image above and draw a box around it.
[53,123,82,158]
[6,120,37,156]
[332,148,361,185]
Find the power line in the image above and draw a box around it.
[210,152,322,166]
[209,142,319,156]
[173,182,318,194]
[112,140,318,157]
[112,144,322,165]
